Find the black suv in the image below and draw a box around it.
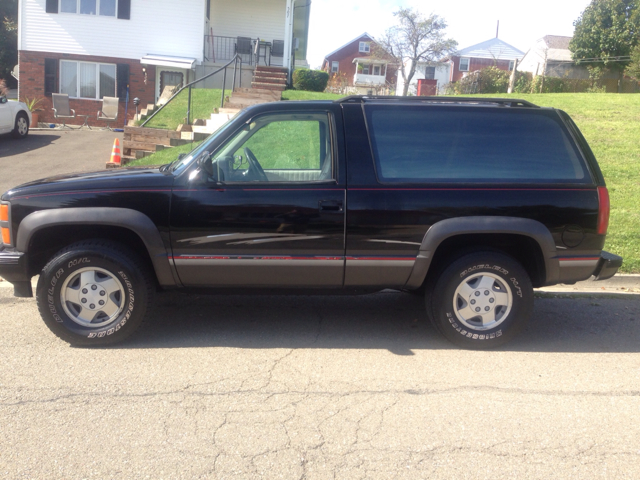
[0,96,622,348]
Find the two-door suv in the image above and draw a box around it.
[0,96,622,348]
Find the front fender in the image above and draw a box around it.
[17,207,178,287]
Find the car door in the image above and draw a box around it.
[170,106,347,288]
[0,97,13,132]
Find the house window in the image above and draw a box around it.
[60,60,116,99]
[424,66,436,80]
[509,60,515,71]
[59,0,118,16]
[373,65,381,76]
[331,61,339,73]
[459,57,470,72]
[362,65,370,75]
[359,42,370,53]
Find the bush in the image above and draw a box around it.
[292,69,329,92]
[449,67,511,94]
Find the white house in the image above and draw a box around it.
[396,62,451,96]
[518,35,589,79]
[17,0,311,126]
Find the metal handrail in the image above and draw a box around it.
[140,54,243,127]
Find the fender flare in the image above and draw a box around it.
[404,216,559,288]
[17,207,178,287]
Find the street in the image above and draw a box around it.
[1,287,640,478]
[1,128,640,478]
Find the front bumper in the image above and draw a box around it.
[0,247,32,297]
[593,250,623,281]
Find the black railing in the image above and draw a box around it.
[141,54,243,128]
[204,35,254,65]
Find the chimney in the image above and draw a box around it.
[496,20,499,38]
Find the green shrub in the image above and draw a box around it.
[292,69,329,92]
[529,75,592,93]
[449,67,511,94]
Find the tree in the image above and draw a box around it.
[0,0,18,89]
[625,44,640,80]
[375,8,457,96]
[569,0,640,91]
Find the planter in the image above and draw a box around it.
[30,113,39,127]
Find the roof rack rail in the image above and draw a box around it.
[336,95,539,108]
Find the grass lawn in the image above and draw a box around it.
[143,89,224,130]
[281,90,344,101]
[474,93,640,273]
[131,90,640,272]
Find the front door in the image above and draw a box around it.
[170,109,346,288]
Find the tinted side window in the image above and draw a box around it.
[365,105,589,183]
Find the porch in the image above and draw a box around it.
[202,0,310,69]
[352,58,388,86]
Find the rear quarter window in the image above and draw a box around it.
[365,105,590,183]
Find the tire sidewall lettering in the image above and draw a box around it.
[48,254,136,339]
[451,263,515,339]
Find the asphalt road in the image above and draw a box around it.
[2,128,640,478]
[1,288,640,479]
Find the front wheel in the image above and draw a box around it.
[36,240,154,346]
[13,112,29,139]
[428,252,533,349]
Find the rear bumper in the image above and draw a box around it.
[593,250,623,281]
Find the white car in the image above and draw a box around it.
[0,95,32,139]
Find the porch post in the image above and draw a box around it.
[283,0,294,71]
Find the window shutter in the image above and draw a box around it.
[116,64,130,102]
[46,0,59,13]
[117,0,131,19]
[44,58,58,96]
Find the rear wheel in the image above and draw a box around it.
[427,252,533,349]
[36,240,154,346]
[12,112,29,139]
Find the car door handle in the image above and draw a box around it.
[319,200,343,212]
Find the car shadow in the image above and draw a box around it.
[110,290,640,354]
[0,132,61,158]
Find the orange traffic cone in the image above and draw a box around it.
[110,138,121,165]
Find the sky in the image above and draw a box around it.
[306,0,593,68]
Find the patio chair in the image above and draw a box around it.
[97,96,119,130]
[235,36,253,65]
[52,93,76,128]
[270,40,284,66]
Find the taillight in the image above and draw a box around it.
[597,186,610,235]
[0,204,7,222]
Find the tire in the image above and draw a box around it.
[12,112,29,139]
[427,252,533,349]
[36,240,155,346]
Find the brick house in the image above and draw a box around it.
[17,0,311,127]
[448,37,524,83]
[321,33,397,93]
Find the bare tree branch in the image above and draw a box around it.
[372,8,457,96]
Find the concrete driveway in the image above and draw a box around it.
[0,128,123,194]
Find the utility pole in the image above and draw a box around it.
[507,58,518,94]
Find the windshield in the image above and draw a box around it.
[170,117,239,174]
